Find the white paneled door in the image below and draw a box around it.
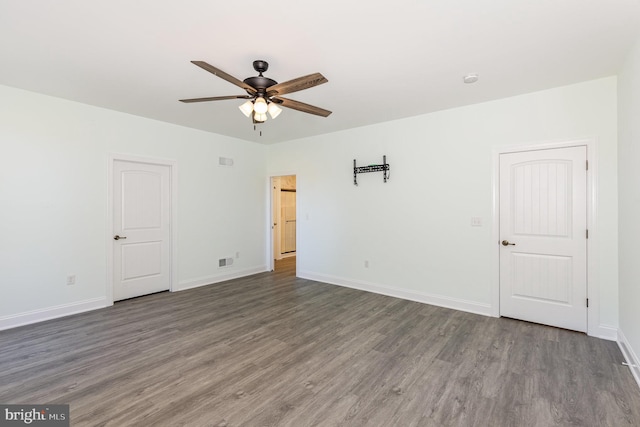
[499,146,587,332]
[113,160,171,301]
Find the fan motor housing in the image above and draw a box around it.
[243,76,277,92]
[244,60,277,94]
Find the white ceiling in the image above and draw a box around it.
[1,1,639,144]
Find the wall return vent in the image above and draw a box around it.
[218,257,234,268]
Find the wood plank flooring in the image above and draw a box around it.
[1,257,639,426]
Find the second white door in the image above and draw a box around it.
[499,146,587,332]
[113,160,172,301]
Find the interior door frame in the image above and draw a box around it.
[267,172,298,272]
[272,178,282,262]
[106,153,178,305]
[492,138,602,338]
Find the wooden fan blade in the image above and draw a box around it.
[266,73,328,97]
[179,95,252,103]
[191,61,257,94]
[273,96,332,117]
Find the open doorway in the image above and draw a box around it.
[271,175,296,272]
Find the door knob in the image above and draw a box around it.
[114,235,127,240]
[501,240,515,246]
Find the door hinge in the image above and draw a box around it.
[586,298,589,308]
[586,229,589,239]
[586,160,589,171]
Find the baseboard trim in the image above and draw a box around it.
[0,297,108,331]
[177,265,268,291]
[595,324,618,341]
[618,329,640,391]
[298,270,492,317]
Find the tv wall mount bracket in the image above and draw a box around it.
[353,155,390,186]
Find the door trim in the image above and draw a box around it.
[107,153,178,305]
[267,172,298,273]
[272,177,282,263]
[492,138,605,338]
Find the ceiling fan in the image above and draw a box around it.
[179,60,332,123]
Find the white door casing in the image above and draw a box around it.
[112,160,172,301]
[272,177,282,262]
[499,146,587,332]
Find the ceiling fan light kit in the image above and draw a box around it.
[238,98,282,123]
[180,59,331,126]
[253,97,268,114]
[239,100,254,117]
[268,102,282,119]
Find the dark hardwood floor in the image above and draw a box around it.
[1,257,639,426]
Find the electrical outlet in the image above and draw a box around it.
[364,260,369,268]
[236,252,240,259]
[66,275,76,286]
[471,217,482,227]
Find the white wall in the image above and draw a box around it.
[268,77,619,336]
[618,37,640,384]
[0,77,623,339]
[0,85,267,328]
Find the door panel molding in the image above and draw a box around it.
[492,139,605,338]
[107,153,177,305]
